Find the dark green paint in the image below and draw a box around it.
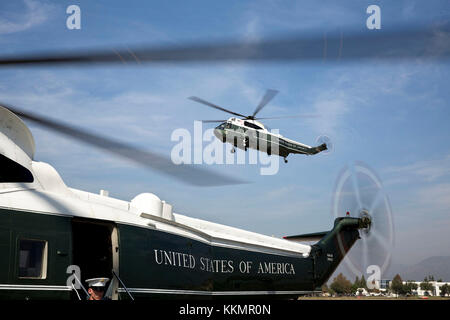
[0,208,365,300]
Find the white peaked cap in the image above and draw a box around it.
[86,277,109,288]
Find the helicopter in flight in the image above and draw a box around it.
[189,90,328,163]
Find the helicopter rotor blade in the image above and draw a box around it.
[1,103,246,187]
[0,24,448,67]
[255,114,322,120]
[200,120,228,123]
[251,89,279,118]
[188,96,247,118]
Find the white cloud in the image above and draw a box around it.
[417,183,450,208]
[310,90,350,135]
[243,0,361,32]
[264,185,295,200]
[0,0,54,34]
[384,155,450,184]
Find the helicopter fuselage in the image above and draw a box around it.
[214,118,327,160]
[0,184,365,300]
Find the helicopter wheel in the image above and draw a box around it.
[284,158,288,163]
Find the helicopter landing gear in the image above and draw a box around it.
[284,157,288,163]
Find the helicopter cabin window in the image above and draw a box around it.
[244,121,262,130]
[18,239,48,279]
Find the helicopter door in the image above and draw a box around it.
[71,218,119,300]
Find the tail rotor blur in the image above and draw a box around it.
[332,161,394,288]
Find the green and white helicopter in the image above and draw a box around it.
[189,90,327,163]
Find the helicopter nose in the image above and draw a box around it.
[214,128,223,140]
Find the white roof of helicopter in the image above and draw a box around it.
[0,172,311,257]
[227,117,283,136]
[227,117,312,148]
[228,118,310,142]
[228,117,264,128]
[0,106,311,257]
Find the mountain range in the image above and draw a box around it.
[385,256,450,282]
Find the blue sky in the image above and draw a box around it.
[1,0,449,280]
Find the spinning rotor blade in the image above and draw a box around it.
[0,24,449,67]
[200,120,228,123]
[255,114,321,120]
[188,96,246,118]
[1,103,246,187]
[333,162,394,279]
[251,89,279,118]
[315,135,333,155]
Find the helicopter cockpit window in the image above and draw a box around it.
[18,239,48,279]
[244,121,262,130]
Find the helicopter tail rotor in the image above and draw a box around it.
[315,135,334,155]
[332,162,394,289]
[309,143,328,154]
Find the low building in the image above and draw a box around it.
[380,279,390,291]
[401,281,450,296]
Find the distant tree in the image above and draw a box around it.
[403,281,418,295]
[420,279,434,295]
[391,274,404,295]
[321,283,332,295]
[330,273,352,295]
[440,284,449,297]
[322,285,336,296]
[351,276,360,293]
[351,276,368,292]
[360,275,368,289]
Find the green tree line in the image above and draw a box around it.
[324,273,450,296]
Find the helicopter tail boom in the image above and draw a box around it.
[310,217,369,287]
[309,143,327,155]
